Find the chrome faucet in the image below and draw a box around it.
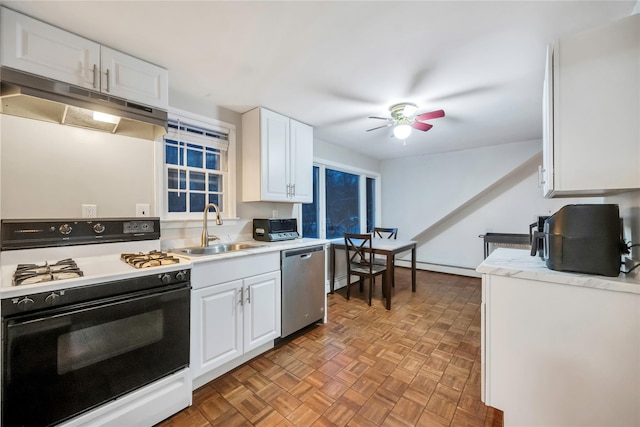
[201,203,223,247]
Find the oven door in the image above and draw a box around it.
[2,284,190,427]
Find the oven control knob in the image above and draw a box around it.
[16,297,34,311]
[45,292,61,306]
[93,223,105,234]
[161,274,172,284]
[59,224,72,235]
[176,271,187,282]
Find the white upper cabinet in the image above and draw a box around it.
[0,7,100,89]
[289,119,314,202]
[542,13,640,197]
[0,7,168,110]
[242,107,313,203]
[100,47,168,109]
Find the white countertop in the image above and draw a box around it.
[477,248,640,295]
[0,238,329,298]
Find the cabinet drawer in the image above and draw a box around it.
[191,251,280,289]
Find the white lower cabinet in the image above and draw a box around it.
[190,253,281,384]
[482,274,640,426]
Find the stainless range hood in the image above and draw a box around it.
[0,67,167,140]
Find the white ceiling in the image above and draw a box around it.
[3,1,637,160]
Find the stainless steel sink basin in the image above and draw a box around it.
[175,243,265,256]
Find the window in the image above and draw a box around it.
[302,162,380,239]
[302,166,320,238]
[325,169,360,239]
[161,110,236,219]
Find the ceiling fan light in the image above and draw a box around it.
[393,124,412,140]
[402,103,418,117]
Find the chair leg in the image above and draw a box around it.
[359,278,364,292]
[346,277,351,300]
[369,277,374,306]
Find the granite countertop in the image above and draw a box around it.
[477,248,640,295]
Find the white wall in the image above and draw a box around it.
[314,138,381,173]
[1,114,154,218]
[606,190,640,261]
[381,140,602,272]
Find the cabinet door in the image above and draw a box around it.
[289,119,314,203]
[191,280,243,377]
[260,109,290,201]
[243,271,281,351]
[0,7,99,89]
[541,44,554,197]
[101,46,168,109]
[552,14,640,195]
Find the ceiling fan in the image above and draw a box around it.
[367,103,445,140]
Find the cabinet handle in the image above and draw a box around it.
[239,287,244,306]
[246,287,251,304]
[538,165,546,187]
[286,184,291,197]
[105,69,110,92]
[291,184,295,197]
[92,64,98,89]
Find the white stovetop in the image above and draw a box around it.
[0,241,191,299]
[477,248,640,295]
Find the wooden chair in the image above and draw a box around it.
[344,233,387,306]
[373,227,398,239]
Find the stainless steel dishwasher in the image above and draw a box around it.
[281,245,326,338]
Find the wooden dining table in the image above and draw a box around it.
[329,237,417,310]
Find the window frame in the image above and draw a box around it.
[155,107,237,221]
[304,158,381,239]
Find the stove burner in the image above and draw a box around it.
[121,251,180,269]
[13,259,83,286]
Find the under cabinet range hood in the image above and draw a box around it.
[0,67,167,140]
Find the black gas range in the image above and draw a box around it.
[0,217,192,427]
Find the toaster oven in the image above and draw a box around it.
[253,218,300,241]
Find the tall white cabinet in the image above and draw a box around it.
[242,107,313,203]
[541,13,640,197]
[0,7,168,110]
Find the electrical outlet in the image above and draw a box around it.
[82,204,97,218]
[136,204,150,217]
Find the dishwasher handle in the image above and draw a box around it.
[281,245,324,259]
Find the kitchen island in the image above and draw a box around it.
[477,248,640,427]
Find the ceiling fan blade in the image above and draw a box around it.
[412,122,433,132]
[366,123,392,132]
[415,109,445,121]
[368,116,392,121]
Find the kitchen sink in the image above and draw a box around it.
[174,243,266,256]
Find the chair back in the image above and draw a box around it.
[344,233,374,273]
[373,227,398,239]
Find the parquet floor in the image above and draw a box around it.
[157,268,504,427]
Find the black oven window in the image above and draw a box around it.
[58,310,164,375]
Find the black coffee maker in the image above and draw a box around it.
[530,204,627,277]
